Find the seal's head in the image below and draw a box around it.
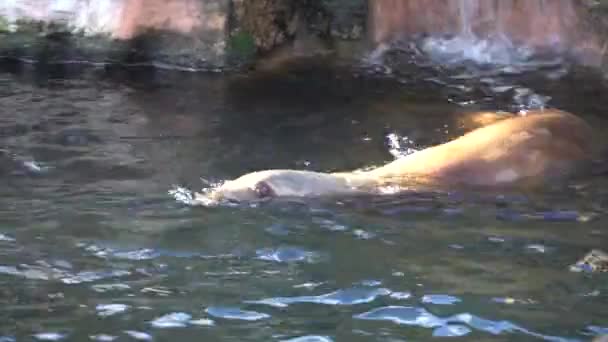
[206,171,278,203]
[201,169,367,204]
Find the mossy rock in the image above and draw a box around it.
[227,30,257,61]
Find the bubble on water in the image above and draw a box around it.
[281,336,334,342]
[255,247,321,263]
[247,287,391,308]
[96,304,129,317]
[422,295,462,305]
[123,331,152,341]
[355,306,444,328]
[150,312,192,328]
[433,324,472,337]
[205,307,271,321]
[33,333,67,341]
[89,334,117,341]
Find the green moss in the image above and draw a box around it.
[227,30,257,60]
[0,16,9,33]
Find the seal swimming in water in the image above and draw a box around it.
[196,109,593,204]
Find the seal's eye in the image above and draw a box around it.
[254,181,275,199]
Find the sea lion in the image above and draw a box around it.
[197,109,593,204]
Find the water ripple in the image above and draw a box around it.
[150,312,192,328]
[247,287,391,308]
[61,270,131,284]
[89,335,117,341]
[123,331,152,341]
[421,294,462,305]
[96,304,129,317]
[389,292,412,300]
[588,326,608,335]
[84,244,160,260]
[205,307,271,321]
[355,307,579,341]
[281,336,333,342]
[0,234,15,242]
[432,325,472,337]
[355,306,444,328]
[91,283,131,293]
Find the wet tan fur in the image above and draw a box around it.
[201,109,593,203]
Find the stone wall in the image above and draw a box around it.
[0,0,366,70]
[1,0,608,71]
[0,0,231,69]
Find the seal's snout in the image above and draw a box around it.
[253,181,276,199]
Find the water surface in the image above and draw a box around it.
[0,51,607,341]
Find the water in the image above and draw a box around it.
[0,47,608,341]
